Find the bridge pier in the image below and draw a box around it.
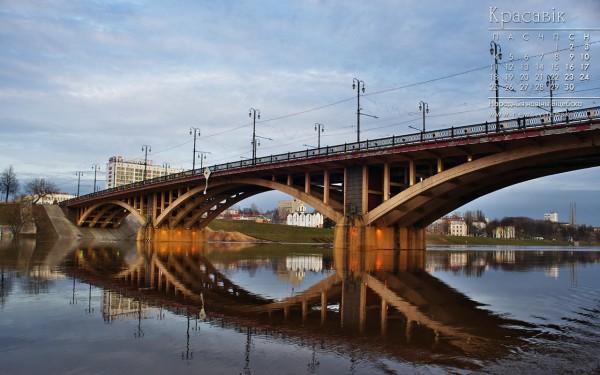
[140,225,209,243]
[333,217,425,252]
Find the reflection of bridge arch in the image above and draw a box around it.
[69,244,531,361]
[78,200,145,228]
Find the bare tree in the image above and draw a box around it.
[6,203,24,238]
[24,178,58,204]
[0,166,20,202]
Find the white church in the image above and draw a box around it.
[286,202,324,228]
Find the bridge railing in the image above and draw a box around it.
[62,106,600,204]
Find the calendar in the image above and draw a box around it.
[488,5,597,119]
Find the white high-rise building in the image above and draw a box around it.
[105,156,185,189]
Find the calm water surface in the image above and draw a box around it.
[1,239,599,374]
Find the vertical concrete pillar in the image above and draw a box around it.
[304,172,311,194]
[409,160,416,186]
[344,166,363,215]
[383,162,390,201]
[437,158,443,173]
[362,166,369,214]
[323,170,330,205]
[287,174,293,186]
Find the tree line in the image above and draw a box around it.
[458,210,598,243]
[0,165,58,203]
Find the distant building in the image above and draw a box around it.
[494,226,515,239]
[544,212,558,222]
[471,220,487,231]
[278,199,303,218]
[449,218,468,236]
[106,156,184,189]
[427,218,446,234]
[286,203,323,228]
[39,192,76,205]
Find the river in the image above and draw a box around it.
[1,239,599,374]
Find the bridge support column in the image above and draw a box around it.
[333,217,425,253]
[140,225,209,243]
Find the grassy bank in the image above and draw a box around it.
[207,219,591,246]
[425,234,576,246]
[207,219,334,243]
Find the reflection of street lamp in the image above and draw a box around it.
[189,127,201,170]
[75,171,83,197]
[546,75,556,126]
[142,145,151,180]
[314,123,324,148]
[490,41,502,130]
[134,297,144,338]
[352,78,365,142]
[91,164,100,192]
[249,108,260,163]
[418,101,428,132]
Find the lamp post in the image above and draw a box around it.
[91,164,100,192]
[490,41,502,131]
[418,101,428,132]
[352,78,365,142]
[142,144,151,180]
[546,75,556,126]
[314,123,324,149]
[249,108,260,163]
[75,171,83,197]
[189,127,201,171]
[197,151,212,170]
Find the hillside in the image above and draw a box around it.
[207,219,334,243]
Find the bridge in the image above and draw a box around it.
[61,107,600,250]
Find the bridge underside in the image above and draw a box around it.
[66,119,600,249]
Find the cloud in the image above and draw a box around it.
[0,0,598,223]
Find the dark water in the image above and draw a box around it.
[1,239,599,374]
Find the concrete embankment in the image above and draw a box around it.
[31,205,139,241]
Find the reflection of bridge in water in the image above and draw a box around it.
[64,242,545,364]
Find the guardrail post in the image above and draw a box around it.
[485,121,488,133]
[566,109,569,124]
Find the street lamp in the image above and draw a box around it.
[75,171,83,197]
[189,127,201,170]
[418,101,429,132]
[314,123,324,149]
[142,144,151,180]
[490,41,502,131]
[249,108,260,163]
[91,164,100,192]
[352,78,365,142]
[197,151,212,170]
[546,75,556,126]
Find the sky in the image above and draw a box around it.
[1,0,599,225]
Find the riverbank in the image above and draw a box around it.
[207,219,597,246]
[1,204,595,245]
